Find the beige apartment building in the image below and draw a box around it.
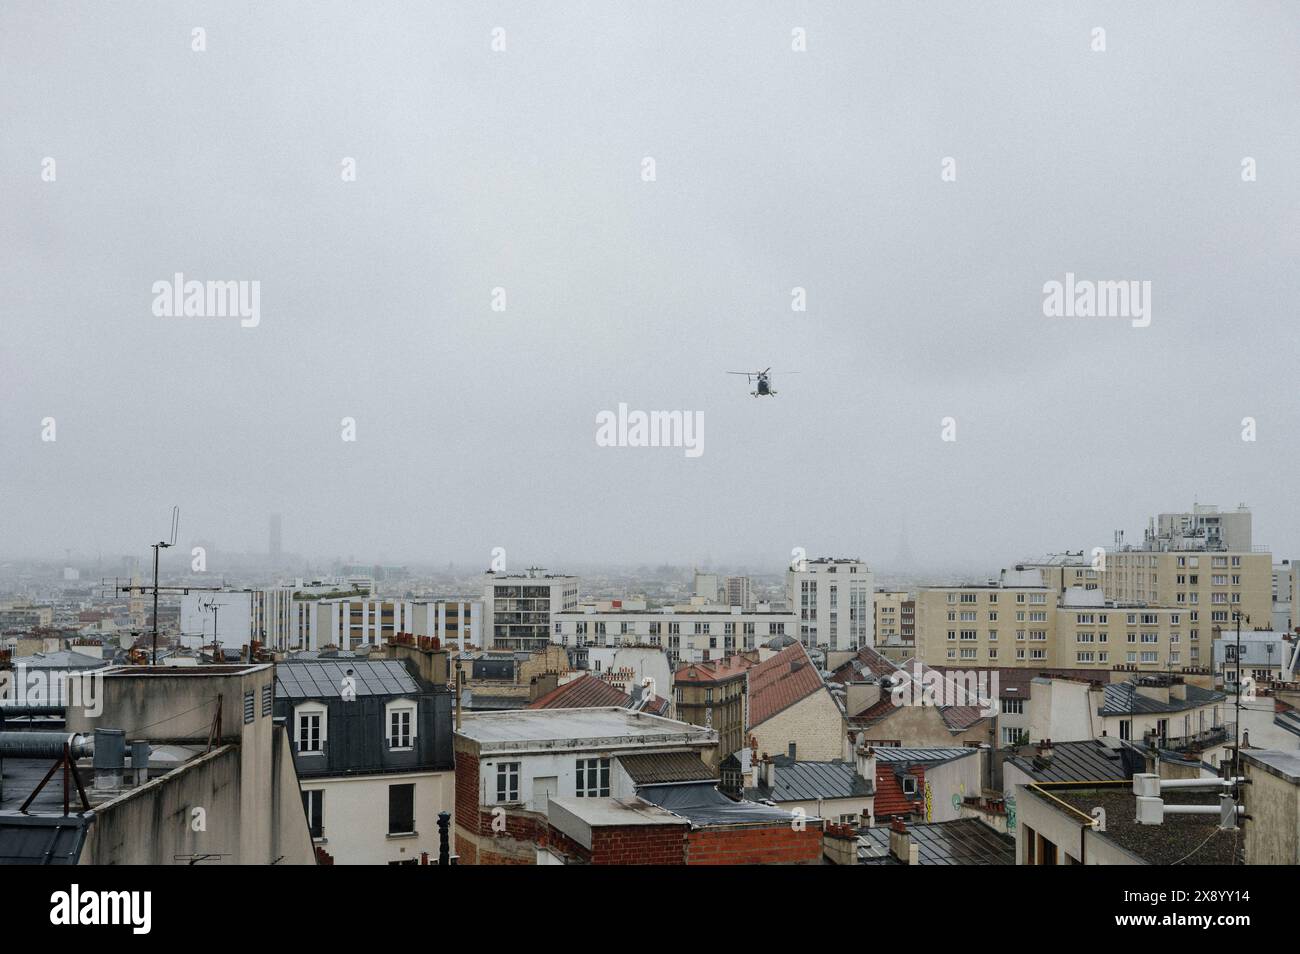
[916,569,1196,670]
[1103,550,1271,637]
[873,590,909,642]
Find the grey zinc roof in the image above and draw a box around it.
[0,813,90,865]
[275,660,420,699]
[743,757,873,803]
[858,818,1014,865]
[873,747,977,764]
[1099,682,1225,716]
[1006,739,1135,783]
[638,780,800,826]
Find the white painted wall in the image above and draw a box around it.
[302,770,454,865]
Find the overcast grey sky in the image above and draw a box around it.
[3,2,1298,571]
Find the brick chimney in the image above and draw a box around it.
[888,817,918,864]
[822,823,857,866]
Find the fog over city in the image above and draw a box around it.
[4,2,1298,573]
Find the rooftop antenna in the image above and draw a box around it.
[149,507,180,666]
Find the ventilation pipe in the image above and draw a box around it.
[92,728,126,791]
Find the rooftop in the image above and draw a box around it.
[1099,681,1225,716]
[744,755,873,803]
[1026,783,1242,865]
[1005,738,1137,783]
[275,659,421,699]
[747,642,828,727]
[528,674,632,710]
[456,707,716,753]
[858,818,1015,865]
[1242,748,1300,783]
[619,751,717,785]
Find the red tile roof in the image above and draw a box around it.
[747,642,828,728]
[675,656,753,683]
[829,646,898,684]
[528,674,632,710]
[873,763,926,820]
[849,660,994,734]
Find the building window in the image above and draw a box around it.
[575,757,611,797]
[302,789,324,838]
[496,762,520,803]
[295,706,325,754]
[388,783,415,835]
[388,706,414,749]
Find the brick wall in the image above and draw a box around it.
[685,825,823,865]
[589,825,688,864]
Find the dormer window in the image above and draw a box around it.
[902,776,918,796]
[386,699,417,750]
[295,703,327,754]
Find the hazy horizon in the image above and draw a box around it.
[4,3,1297,570]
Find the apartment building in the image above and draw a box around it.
[1104,549,1271,635]
[918,570,1202,671]
[915,568,1053,668]
[786,557,874,652]
[673,656,750,769]
[724,576,754,610]
[276,657,455,864]
[484,571,579,652]
[454,708,824,866]
[1104,504,1270,628]
[1212,630,1299,691]
[179,577,374,652]
[553,603,794,667]
[299,597,481,652]
[873,590,909,642]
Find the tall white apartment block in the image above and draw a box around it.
[484,570,579,652]
[785,557,874,651]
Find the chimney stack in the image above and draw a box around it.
[888,817,918,864]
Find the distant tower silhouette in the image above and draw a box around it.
[269,514,283,564]
[896,514,914,569]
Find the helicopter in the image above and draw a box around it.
[727,368,796,397]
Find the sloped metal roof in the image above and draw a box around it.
[1006,739,1133,783]
[1099,682,1225,715]
[858,817,1014,865]
[0,812,90,865]
[743,757,872,803]
[275,660,419,699]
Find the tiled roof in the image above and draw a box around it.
[743,756,873,803]
[858,818,1015,865]
[872,763,926,819]
[619,751,717,785]
[1005,739,1135,783]
[675,656,753,683]
[747,642,827,727]
[829,646,898,684]
[528,674,631,710]
[848,662,994,734]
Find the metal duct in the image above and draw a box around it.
[0,731,94,759]
[93,728,126,791]
[130,739,151,786]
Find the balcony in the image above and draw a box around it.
[1145,722,1233,754]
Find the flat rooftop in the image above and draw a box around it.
[1027,784,1241,865]
[1243,749,1300,783]
[457,707,716,753]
